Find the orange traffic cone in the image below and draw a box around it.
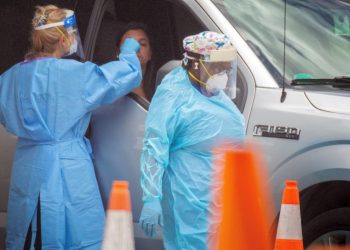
[102,181,135,250]
[210,145,273,250]
[274,180,303,250]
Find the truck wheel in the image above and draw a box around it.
[303,207,350,249]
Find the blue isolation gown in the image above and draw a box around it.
[140,67,245,250]
[0,52,141,249]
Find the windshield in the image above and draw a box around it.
[213,0,350,86]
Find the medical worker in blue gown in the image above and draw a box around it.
[0,5,141,250]
[139,31,246,249]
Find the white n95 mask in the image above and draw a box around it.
[206,71,229,93]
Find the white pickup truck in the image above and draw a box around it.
[1,0,350,249]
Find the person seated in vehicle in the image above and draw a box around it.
[116,22,155,101]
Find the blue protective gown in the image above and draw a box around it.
[0,52,141,249]
[140,67,245,250]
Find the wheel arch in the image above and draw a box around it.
[269,143,350,241]
[269,142,350,216]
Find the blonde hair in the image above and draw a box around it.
[25,5,68,60]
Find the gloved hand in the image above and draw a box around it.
[139,199,163,238]
[120,38,140,54]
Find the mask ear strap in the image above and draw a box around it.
[188,71,207,87]
[199,59,212,78]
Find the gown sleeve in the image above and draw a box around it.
[140,84,181,202]
[59,50,142,112]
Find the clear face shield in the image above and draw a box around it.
[186,47,238,99]
[34,10,84,59]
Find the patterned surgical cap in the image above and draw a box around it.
[183,31,232,56]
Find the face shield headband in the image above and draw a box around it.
[34,10,85,59]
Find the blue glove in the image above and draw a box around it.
[120,38,140,54]
[139,199,162,238]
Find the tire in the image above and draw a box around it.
[303,207,350,248]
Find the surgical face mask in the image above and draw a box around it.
[206,71,228,92]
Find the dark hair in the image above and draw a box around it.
[116,22,155,101]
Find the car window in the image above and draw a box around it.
[74,0,95,44]
[89,0,248,109]
[213,0,350,85]
[92,0,195,100]
[171,3,206,59]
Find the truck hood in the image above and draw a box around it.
[305,91,350,115]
